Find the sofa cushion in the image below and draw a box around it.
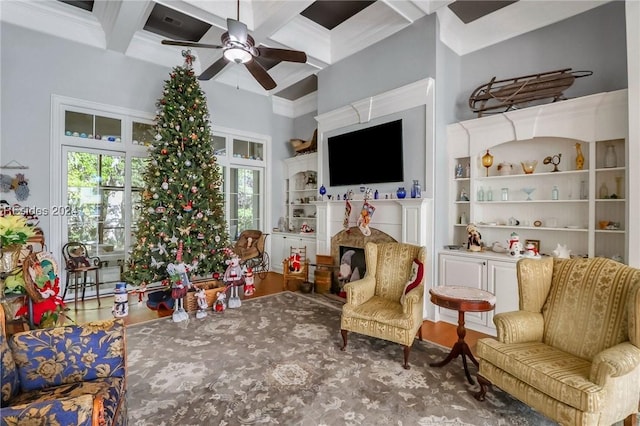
[342,296,413,330]
[542,257,640,361]
[478,338,601,412]
[0,332,20,406]
[9,319,125,392]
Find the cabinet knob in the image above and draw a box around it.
[482,261,486,266]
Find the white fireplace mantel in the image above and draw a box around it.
[315,198,433,252]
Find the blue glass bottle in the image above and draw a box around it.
[397,187,406,199]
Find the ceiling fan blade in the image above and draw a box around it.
[198,57,229,81]
[245,60,276,90]
[256,47,307,63]
[162,40,223,49]
[227,18,248,44]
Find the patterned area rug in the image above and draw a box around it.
[126,292,555,425]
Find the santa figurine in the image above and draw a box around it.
[289,248,301,272]
[244,267,255,296]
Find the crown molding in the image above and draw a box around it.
[272,91,318,118]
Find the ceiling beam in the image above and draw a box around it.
[98,0,155,53]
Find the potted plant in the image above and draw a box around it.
[0,214,35,272]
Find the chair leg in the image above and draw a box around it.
[62,275,70,300]
[402,345,411,370]
[340,329,348,351]
[623,413,637,426]
[81,271,88,301]
[94,269,101,306]
[473,374,492,401]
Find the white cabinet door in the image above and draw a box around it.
[438,254,487,328]
[487,259,519,317]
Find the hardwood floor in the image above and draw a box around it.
[60,272,491,355]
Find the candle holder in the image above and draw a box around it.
[481,149,494,177]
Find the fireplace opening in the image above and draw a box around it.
[336,246,366,296]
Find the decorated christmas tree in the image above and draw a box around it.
[124,51,230,286]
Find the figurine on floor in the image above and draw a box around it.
[167,242,191,322]
[195,287,208,319]
[224,252,244,308]
[244,267,255,296]
[213,289,227,312]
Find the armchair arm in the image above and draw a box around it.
[494,311,544,344]
[0,394,100,426]
[344,276,376,307]
[589,342,640,386]
[401,284,424,315]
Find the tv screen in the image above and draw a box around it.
[328,119,403,186]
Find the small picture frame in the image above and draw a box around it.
[525,239,540,252]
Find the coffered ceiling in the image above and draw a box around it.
[2,0,609,101]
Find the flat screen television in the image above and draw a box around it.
[327,119,403,186]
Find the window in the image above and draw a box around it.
[212,129,270,241]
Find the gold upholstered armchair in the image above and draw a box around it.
[475,257,640,426]
[340,242,426,369]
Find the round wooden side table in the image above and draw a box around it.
[428,285,496,384]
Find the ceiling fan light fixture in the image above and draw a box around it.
[223,47,252,64]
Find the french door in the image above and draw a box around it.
[62,146,146,296]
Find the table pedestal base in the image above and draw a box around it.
[429,311,478,384]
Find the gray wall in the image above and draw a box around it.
[317,13,438,115]
[456,1,627,122]
[316,13,438,199]
[0,23,294,240]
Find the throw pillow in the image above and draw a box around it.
[401,258,424,304]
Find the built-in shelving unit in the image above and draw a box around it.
[446,89,629,262]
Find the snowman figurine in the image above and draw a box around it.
[508,232,523,258]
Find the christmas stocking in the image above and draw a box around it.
[357,201,376,236]
[343,199,351,230]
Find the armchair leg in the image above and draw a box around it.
[340,329,348,351]
[473,374,492,401]
[402,345,411,370]
[623,413,637,426]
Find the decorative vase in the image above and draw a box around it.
[604,145,617,168]
[411,180,421,198]
[396,187,406,199]
[0,244,21,273]
[575,143,584,170]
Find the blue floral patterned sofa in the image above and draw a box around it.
[0,304,127,426]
